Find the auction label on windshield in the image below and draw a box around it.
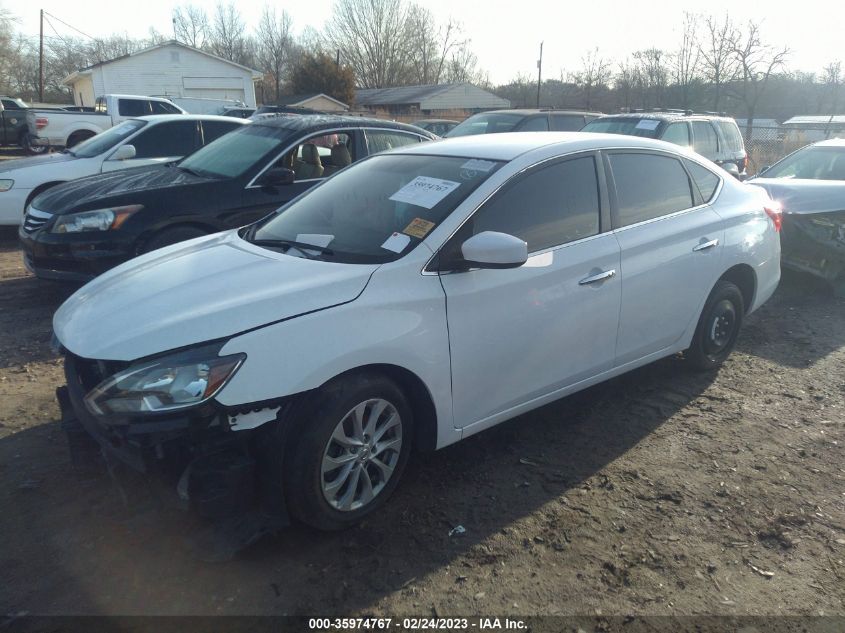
[635,119,660,130]
[390,176,460,209]
[402,218,436,239]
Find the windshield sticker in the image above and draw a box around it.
[402,218,436,239]
[389,176,460,209]
[381,232,411,253]
[295,233,334,248]
[461,159,496,172]
[635,119,660,130]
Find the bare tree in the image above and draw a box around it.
[172,4,208,48]
[729,21,790,140]
[256,5,294,102]
[614,58,637,110]
[821,61,842,114]
[404,6,464,85]
[673,12,701,109]
[208,2,252,66]
[699,13,737,111]
[324,0,412,88]
[573,48,611,109]
[632,48,669,109]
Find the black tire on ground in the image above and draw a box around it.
[140,226,208,253]
[684,280,745,371]
[66,131,94,148]
[283,372,414,531]
[21,133,48,155]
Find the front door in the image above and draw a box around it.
[439,154,621,428]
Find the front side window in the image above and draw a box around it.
[610,153,694,227]
[71,119,147,158]
[2,98,22,110]
[365,130,422,154]
[447,113,524,137]
[551,115,586,131]
[179,125,291,179]
[692,121,719,156]
[151,101,182,115]
[118,99,151,117]
[131,120,199,158]
[662,122,690,147]
[200,120,242,145]
[248,154,503,264]
[271,132,356,181]
[469,155,600,252]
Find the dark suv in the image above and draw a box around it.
[582,112,748,178]
[447,109,602,137]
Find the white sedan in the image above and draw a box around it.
[0,114,248,225]
[53,132,781,540]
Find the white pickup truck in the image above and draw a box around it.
[25,94,186,151]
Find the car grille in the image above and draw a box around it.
[23,206,53,233]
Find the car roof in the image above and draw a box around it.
[592,112,735,122]
[395,131,691,161]
[415,118,458,124]
[133,114,251,124]
[103,94,174,101]
[476,109,603,116]
[251,114,437,137]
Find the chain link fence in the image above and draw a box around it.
[743,125,844,174]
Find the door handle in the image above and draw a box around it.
[579,269,616,285]
[693,239,719,252]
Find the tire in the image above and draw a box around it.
[283,372,413,530]
[66,131,94,148]
[685,280,745,371]
[141,226,208,253]
[22,133,48,155]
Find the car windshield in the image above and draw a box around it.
[762,146,845,180]
[246,154,503,264]
[447,113,523,137]
[179,124,290,179]
[581,118,663,138]
[71,120,147,158]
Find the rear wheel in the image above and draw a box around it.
[66,131,95,148]
[22,133,48,155]
[685,280,745,371]
[140,226,208,253]
[283,373,413,530]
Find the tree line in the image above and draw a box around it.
[0,0,842,129]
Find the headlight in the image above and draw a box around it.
[0,179,13,192]
[51,204,143,233]
[84,344,245,416]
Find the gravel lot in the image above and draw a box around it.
[0,225,843,618]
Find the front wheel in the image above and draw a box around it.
[283,373,413,530]
[684,280,745,371]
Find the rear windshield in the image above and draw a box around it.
[581,118,663,138]
[70,119,147,158]
[179,124,291,179]
[447,113,524,137]
[762,146,845,180]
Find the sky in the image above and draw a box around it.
[12,0,844,85]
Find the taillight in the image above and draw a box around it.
[741,156,748,173]
[35,117,48,130]
[763,200,782,232]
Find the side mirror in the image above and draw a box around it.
[460,231,528,269]
[110,144,136,161]
[256,167,295,187]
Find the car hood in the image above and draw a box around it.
[0,151,76,175]
[33,164,209,213]
[54,230,379,361]
[749,178,845,215]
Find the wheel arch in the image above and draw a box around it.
[26,181,66,209]
[718,264,756,314]
[136,221,220,254]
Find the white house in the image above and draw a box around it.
[63,41,263,108]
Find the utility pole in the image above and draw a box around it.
[39,9,44,102]
[536,41,543,108]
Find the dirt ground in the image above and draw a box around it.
[0,224,843,619]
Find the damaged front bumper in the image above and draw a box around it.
[781,211,845,285]
[58,352,291,558]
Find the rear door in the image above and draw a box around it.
[439,152,621,428]
[100,120,201,172]
[607,151,724,366]
[690,120,720,162]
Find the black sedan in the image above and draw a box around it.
[19,115,436,281]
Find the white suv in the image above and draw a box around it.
[54,132,781,544]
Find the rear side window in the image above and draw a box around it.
[130,120,198,158]
[365,130,421,154]
[471,155,600,252]
[517,116,549,132]
[151,101,182,115]
[609,153,694,227]
[662,123,690,147]
[200,120,242,145]
[551,115,586,131]
[118,99,151,117]
[685,160,721,202]
[2,99,22,110]
[692,122,719,156]
[716,121,744,153]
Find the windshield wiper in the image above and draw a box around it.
[62,148,76,157]
[178,165,205,177]
[249,238,334,258]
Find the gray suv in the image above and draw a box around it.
[582,111,748,178]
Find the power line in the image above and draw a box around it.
[43,11,96,41]
[42,14,76,49]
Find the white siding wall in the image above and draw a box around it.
[72,76,96,106]
[300,96,348,112]
[73,45,257,107]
